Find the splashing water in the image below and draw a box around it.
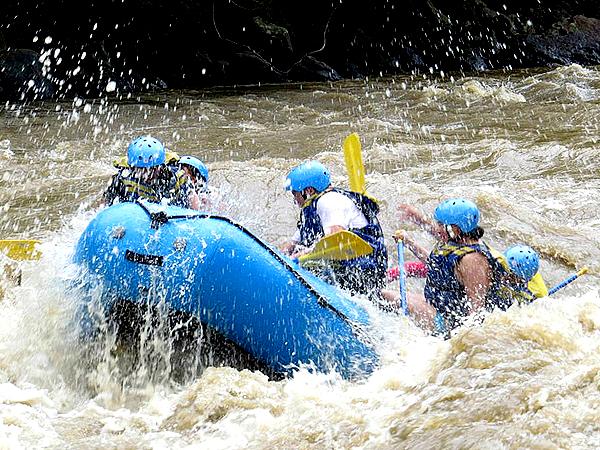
[0,65,599,448]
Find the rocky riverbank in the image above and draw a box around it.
[1,0,599,100]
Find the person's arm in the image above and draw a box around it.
[95,173,121,209]
[280,240,300,255]
[397,204,446,240]
[175,175,201,210]
[455,252,491,314]
[394,230,430,263]
[199,193,212,210]
[326,225,345,235]
[281,229,304,256]
[188,190,201,211]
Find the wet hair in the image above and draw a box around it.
[462,226,484,240]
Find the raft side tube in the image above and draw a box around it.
[74,201,379,378]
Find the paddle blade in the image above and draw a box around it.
[527,272,548,298]
[343,133,366,194]
[298,231,372,263]
[0,240,42,261]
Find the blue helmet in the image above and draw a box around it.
[179,155,209,183]
[504,245,539,281]
[434,198,480,233]
[284,161,331,193]
[127,136,166,168]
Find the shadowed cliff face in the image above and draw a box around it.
[0,0,599,100]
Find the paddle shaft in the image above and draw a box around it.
[548,267,589,296]
[397,240,408,315]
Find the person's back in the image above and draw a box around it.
[282,160,388,298]
[426,238,497,328]
[307,188,387,293]
[105,165,184,205]
[102,136,199,209]
[423,198,501,331]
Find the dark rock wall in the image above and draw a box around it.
[0,0,598,100]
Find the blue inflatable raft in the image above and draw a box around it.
[73,201,379,379]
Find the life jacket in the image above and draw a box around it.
[496,279,536,306]
[106,165,190,208]
[424,240,503,330]
[296,188,388,274]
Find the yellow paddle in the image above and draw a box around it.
[343,133,366,194]
[0,239,42,261]
[297,230,373,264]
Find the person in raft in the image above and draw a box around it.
[393,203,548,301]
[177,155,212,210]
[386,199,547,333]
[496,244,547,305]
[386,198,505,332]
[102,135,200,210]
[280,160,388,299]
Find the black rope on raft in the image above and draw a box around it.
[131,200,373,347]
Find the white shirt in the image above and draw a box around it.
[292,191,368,242]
